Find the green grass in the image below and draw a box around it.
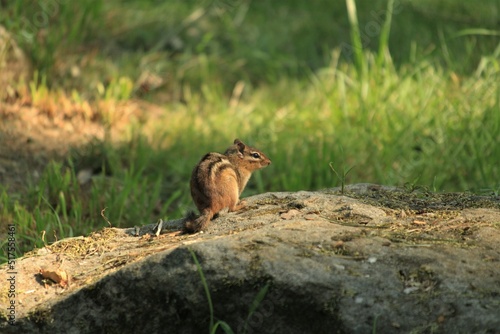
[0,0,499,261]
[0,138,184,260]
[0,0,103,76]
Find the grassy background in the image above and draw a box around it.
[0,0,499,260]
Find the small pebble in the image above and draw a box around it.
[403,287,419,294]
[77,169,93,185]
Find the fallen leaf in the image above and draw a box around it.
[39,268,70,288]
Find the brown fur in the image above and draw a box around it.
[184,139,271,233]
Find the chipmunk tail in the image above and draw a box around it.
[183,210,212,233]
[182,211,198,233]
[186,210,198,221]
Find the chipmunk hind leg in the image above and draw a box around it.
[217,174,244,212]
[227,183,246,212]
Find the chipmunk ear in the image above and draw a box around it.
[233,139,245,157]
[234,139,245,153]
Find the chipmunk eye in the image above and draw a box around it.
[251,153,261,159]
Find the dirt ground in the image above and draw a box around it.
[0,102,99,192]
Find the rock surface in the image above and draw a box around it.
[1,184,499,333]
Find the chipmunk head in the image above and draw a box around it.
[225,138,271,170]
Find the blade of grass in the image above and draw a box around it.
[189,248,215,331]
[376,0,395,67]
[454,28,500,38]
[211,321,235,334]
[345,0,365,77]
[243,282,270,334]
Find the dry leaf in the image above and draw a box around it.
[39,268,70,288]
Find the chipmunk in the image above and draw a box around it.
[184,139,271,233]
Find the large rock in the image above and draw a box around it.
[1,185,499,333]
